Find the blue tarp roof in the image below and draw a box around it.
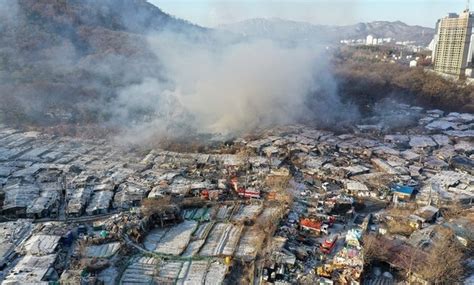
[391,184,415,195]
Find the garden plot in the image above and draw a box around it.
[222,225,243,256]
[154,220,198,255]
[216,205,234,220]
[23,234,61,255]
[231,203,263,222]
[86,242,121,258]
[182,239,206,257]
[199,223,243,257]
[176,260,209,284]
[143,228,168,251]
[204,261,228,285]
[235,226,263,261]
[120,256,159,285]
[157,260,183,283]
[182,222,214,257]
[155,259,228,285]
[183,207,212,221]
[192,222,214,240]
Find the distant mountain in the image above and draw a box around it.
[342,21,435,44]
[218,18,435,46]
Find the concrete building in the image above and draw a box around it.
[428,38,438,51]
[433,10,474,78]
[366,34,375,45]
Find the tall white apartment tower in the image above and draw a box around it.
[433,8,474,78]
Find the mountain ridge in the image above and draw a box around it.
[218,18,435,45]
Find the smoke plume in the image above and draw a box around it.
[112,31,357,143]
[0,0,358,145]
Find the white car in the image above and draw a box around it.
[322,182,330,191]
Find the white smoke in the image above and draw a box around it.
[0,0,18,22]
[0,0,358,144]
[113,31,357,143]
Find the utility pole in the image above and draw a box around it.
[427,182,432,206]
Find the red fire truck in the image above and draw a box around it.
[320,235,338,254]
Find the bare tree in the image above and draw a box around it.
[440,201,465,220]
[417,228,465,284]
[362,234,391,266]
[141,196,173,217]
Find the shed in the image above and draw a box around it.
[23,234,61,256]
[391,184,415,200]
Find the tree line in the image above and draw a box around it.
[333,47,474,113]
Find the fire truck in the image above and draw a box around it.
[320,235,338,254]
[230,177,260,199]
[237,187,261,199]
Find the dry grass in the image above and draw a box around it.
[362,234,391,265]
[386,219,415,236]
[141,197,175,217]
[265,175,293,206]
[417,227,466,284]
[440,202,466,220]
[385,206,415,218]
[265,175,290,190]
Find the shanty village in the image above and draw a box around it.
[0,104,473,285]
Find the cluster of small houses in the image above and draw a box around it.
[0,127,267,219]
[0,104,472,284]
[239,106,473,284]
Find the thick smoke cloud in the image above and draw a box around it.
[0,0,17,21]
[113,31,358,143]
[0,0,358,145]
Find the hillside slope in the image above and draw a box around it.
[0,0,206,126]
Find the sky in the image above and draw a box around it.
[148,0,469,28]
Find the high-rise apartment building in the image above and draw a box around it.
[433,10,474,78]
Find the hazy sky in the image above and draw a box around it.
[148,0,468,28]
